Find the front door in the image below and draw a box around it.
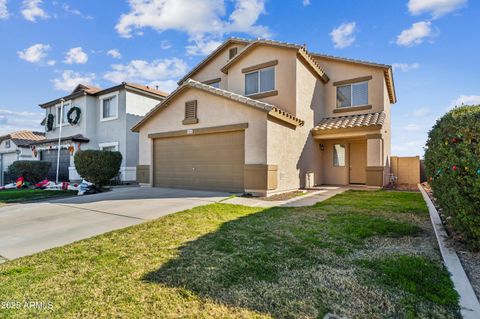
[349,142,366,184]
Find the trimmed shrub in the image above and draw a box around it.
[424,105,480,250]
[74,150,122,187]
[8,160,51,183]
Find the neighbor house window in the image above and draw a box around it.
[5,140,11,148]
[183,100,198,125]
[245,67,275,96]
[101,95,117,120]
[336,82,368,108]
[57,103,69,125]
[209,80,220,88]
[333,144,346,167]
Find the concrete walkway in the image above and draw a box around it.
[223,186,347,208]
[0,187,229,260]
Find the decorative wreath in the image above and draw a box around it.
[67,106,81,125]
[46,113,55,131]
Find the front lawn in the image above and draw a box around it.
[0,189,76,204]
[0,190,459,318]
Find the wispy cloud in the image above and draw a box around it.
[412,107,431,117]
[302,0,310,6]
[392,62,420,72]
[329,22,357,49]
[408,0,467,19]
[0,108,44,135]
[51,70,96,92]
[396,21,434,47]
[103,58,188,92]
[0,0,9,19]
[21,0,49,22]
[115,0,270,56]
[107,49,122,59]
[61,3,93,20]
[17,43,51,64]
[450,95,480,108]
[64,47,88,64]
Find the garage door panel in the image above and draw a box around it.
[153,131,245,192]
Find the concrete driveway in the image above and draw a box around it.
[0,187,229,260]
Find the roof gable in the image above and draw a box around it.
[220,39,329,83]
[177,38,250,85]
[131,79,304,132]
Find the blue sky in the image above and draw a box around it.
[0,0,479,156]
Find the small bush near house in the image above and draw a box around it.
[8,160,51,183]
[424,105,480,250]
[74,150,122,187]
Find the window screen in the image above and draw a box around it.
[336,85,352,108]
[333,144,346,166]
[102,97,116,118]
[245,72,259,95]
[336,82,368,108]
[259,67,275,92]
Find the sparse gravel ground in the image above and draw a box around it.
[421,183,480,300]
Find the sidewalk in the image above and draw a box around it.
[223,186,348,208]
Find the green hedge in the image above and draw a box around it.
[8,160,51,183]
[74,150,122,187]
[424,105,480,250]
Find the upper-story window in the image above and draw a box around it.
[101,94,118,121]
[56,103,69,125]
[336,82,368,108]
[209,80,220,88]
[229,47,238,59]
[4,140,11,148]
[245,67,275,96]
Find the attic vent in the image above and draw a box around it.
[183,100,198,125]
[229,47,238,59]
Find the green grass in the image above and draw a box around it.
[0,189,76,203]
[0,190,459,318]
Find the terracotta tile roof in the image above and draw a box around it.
[313,112,385,131]
[0,131,45,146]
[124,83,168,97]
[132,79,304,131]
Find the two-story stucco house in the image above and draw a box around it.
[132,38,397,195]
[0,131,45,185]
[30,83,167,182]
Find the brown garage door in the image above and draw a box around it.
[153,130,245,192]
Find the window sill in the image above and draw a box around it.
[333,105,372,113]
[182,118,199,125]
[100,116,118,122]
[246,90,278,100]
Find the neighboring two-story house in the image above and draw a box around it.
[132,38,397,195]
[31,83,167,182]
[0,131,45,185]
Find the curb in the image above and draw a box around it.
[418,184,480,318]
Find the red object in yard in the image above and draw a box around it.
[16,177,24,189]
[452,165,458,171]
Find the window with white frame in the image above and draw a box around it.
[333,144,346,167]
[5,140,11,148]
[336,82,368,108]
[56,103,69,125]
[101,95,117,120]
[99,142,118,152]
[245,67,275,96]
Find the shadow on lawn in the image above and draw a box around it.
[143,205,332,318]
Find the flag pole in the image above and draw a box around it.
[55,98,65,184]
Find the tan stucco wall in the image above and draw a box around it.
[227,46,298,116]
[391,156,420,185]
[266,57,324,192]
[191,43,248,90]
[313,57,387,117]
[138,88,268,173]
